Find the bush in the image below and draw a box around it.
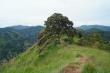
[99,43,110,51]
[77,37,90,46]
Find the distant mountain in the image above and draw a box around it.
[7,25,30,30]
[0,25,43,61]
[79,25,110,31]
[78,25,110,41]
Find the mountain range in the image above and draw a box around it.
[0,24,110,61]
[0,25,43,61]
[79,25,110,31]
[0,25,110,73]
[79,25,110,41]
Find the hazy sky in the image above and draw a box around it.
[0,0,110,27]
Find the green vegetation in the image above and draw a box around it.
[82,64,97,73]
[0,44,110,73]
[0,26,43,62]
[37,13,75,54]
[38,13,75,45]
[0,13,110,73]
[79,25,110,41]
[77,32,110,51]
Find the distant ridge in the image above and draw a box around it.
[79,25,110,31]
[78,25,110,41]
[7,25,30,30]
[0,25,43,60]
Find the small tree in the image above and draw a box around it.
[38,13,75,46]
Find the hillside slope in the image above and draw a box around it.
[78,25,110,41]
[0,26,43,60]
[0,44,110,73]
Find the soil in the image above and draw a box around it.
[60,56,95,73]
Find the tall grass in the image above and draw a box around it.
[82,64,97,73]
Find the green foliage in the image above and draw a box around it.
[38,13,75,46]
[77,31,110,51]
[89,33,103,47]
[99,43,110,51]
[44,13,74,37]
[77,32,103,47]
[1,44,110,73]
[82,64,97,73]
[77,37,89,46]
[80,25,110,42]
[0,26,43,62]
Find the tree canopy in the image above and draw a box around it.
[38,13,75,46]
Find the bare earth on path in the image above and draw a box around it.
[60,56,95,73]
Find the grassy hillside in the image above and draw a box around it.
[0,43,110,73]
[0,26,43,60]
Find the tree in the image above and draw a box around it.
[38,13,75,46]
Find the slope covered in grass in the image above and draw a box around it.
[0,43,110,73]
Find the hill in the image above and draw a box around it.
[0,25,43,60]
[6,25,30,30]
[78,25,110,41]
[1,13,110,73]
[79,25,110,31]
[0,43,110,73]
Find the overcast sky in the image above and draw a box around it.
[0,0,110,27]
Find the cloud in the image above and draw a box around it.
[0,0,110,27]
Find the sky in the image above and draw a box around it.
[0,0,110,28]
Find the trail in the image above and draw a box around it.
[60,56,95,73]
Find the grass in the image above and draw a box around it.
[82,64,97,73]
[0,43,110,73]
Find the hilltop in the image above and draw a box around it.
[0,43,110,73]
[0,24,110,73]
[0,13,110,73]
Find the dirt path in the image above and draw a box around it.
[60,56,95,73]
